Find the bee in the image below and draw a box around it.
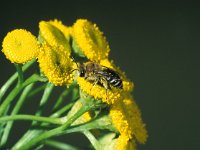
[77,61,123,90]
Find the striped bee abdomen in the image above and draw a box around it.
[100,68,123,89]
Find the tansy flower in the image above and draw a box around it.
[115,135,136,150]
[38,43,75,86]
[100,59,134,92]
[72,19,110,61]
[109,100,132,140]
[39,21,71,53]
[2,29,39,64]
[109,93,148,146]
[122,94,148,144]
[77,77,121,104]
[49,19,72,41]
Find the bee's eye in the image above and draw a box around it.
[80,68,85,77]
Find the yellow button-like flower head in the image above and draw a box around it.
[109,93,148,144]
[109,99,133,140]
[49,19,72,41]
[73,19,110,61]
[38,43,75,86]
[123,94,148,144]
[2,29,39,64]
[39,21,71,53]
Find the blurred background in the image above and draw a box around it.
[0,0,200,150]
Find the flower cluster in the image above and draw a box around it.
[1,19,147,150]
[72,19,148,149]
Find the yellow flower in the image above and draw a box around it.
[37,43,75,86]
[123,94,148,144]
[49,19,72,41]
[2,29,39,64]
[77,77,121,104]
[115,135,136,150]
[100,59,134,92]
[72,19,110,61]
[39,21,71,53]
[109,99,132,140]
[109,93,148,144]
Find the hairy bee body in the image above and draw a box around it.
[78,62,123,89]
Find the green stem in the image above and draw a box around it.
[83,131,102,150]
[14,101,91,150]
[27,84,46,98]
[12,97,73,149]
[0,84,34,147]
[35,82,54,117]
[72,86,79,101]
[22,74,47,88]
[30,82,53,127]
[52,89,70,111]
[0,115,62,125]
[44,140,79,150]
[0,59,35,102]
[52,82,77,111]
[0,74,46,117]
[12,130,44,150]
[0,85,22,117]
[15,64,24,85]
[61,115,116,134]
[51,102,74,118]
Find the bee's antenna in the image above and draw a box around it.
[71,56,79,68]
[70,68,79,73]
[70,56,80,74]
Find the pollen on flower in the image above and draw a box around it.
[122,80,134,92]
[73,19,110,61]
[2,29,39,64]
[109,102,133,139]
[49,19,72,41]
[123,95,148,144]
[110,93,148,145]
[77,77,121,104]
[39,21,71,53]
[115,135,136,150]
[38,43,75,86]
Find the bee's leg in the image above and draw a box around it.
[100,78,110,101]
[88,77,100,93]
[100,77,109,90]
[93,78,99,86]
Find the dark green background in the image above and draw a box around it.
[0,0,200,150]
